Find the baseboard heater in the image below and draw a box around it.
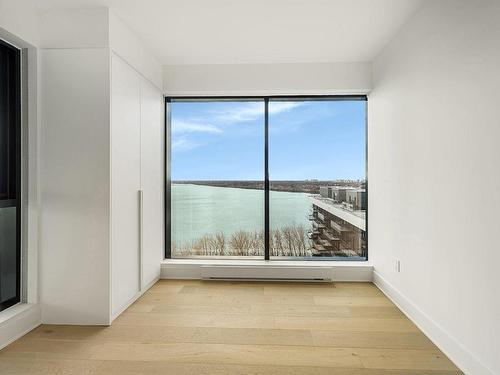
[200,265,333,282]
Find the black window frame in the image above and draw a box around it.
[164,95,368,261]
[0,38,22,312]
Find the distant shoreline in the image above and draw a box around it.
[172,180,365,194]
[172,182,309,194]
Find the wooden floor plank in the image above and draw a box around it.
[136,292,316,306]
[97,360,462,375]
[311,330,437,350]
[27,324,197,344]
[0,358,104,375]
[251,303,404,318]
[190,327,314,346]
[275,316,420,332]
[151,302,252,314]
[314,295,395,307]
[358,348,461,371]
[114,311,277,329]
[87,342,364,368]
[264,284,384,297]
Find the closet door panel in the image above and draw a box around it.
[41,48,111,324]
[140,79,163,288]
[111,54,141,317]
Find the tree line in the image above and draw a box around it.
[172,224,312,257]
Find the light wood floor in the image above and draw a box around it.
[0,280,462,374]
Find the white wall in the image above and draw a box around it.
[163,62,371,96]
[39,8,109,49]
[0,0,39,47]
[40,48,111,324]
[109,12,163,90]
[38,7,114,326]
[369,1,500,374]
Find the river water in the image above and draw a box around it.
[171,183,313,248]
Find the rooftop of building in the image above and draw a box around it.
[320,186,366,192]
[310,195,366,231]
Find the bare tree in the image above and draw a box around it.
[272,228,284,256]
[230,230,250,255]
[282,227,295,256]
[194,235,211,256]
[211,231,225,255]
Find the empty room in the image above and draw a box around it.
[0,0,498,374]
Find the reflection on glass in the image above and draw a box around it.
[269,100,367,259]
[170,101,264,258]
[0,207,17,303]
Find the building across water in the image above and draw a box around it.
[309,186,367,258]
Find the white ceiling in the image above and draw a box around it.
[32,0,423,65]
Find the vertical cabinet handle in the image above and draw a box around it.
[138,189,144,291]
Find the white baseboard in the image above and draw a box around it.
[161,260,373,282]
[373,271,494,375]
[0,303,41,350]
[110,275,160,323]
[200,265,333,281]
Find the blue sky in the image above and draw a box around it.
[171,100,366,181]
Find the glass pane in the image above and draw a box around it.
[0,40,20,311]
[0,44,17,200]
[269,100,367,259]
[0,207,17,303]
[170,101,265,258]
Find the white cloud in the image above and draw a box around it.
[269,101,305,114]
[172,120,222,134]
[209,101,304,124]
[216,103,263,123]
[171,138,200,152]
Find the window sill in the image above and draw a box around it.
[162,258,371,266]
[0,303,41,350]
[161,259,373,281]
[0,303,35,324]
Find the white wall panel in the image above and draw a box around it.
[163,62,371,96]
[111,54,141,317]
[40,48,110,324]
[140,79,163,288]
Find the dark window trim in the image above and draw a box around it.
[264,98,270,260]
[0,38,22,312]
[164,95,368,261]
[164,98,171,259]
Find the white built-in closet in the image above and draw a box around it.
[111,54,163,320]
[40,9,164,325]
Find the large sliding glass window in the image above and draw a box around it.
[166,97,367,260]
[0,39,21,311]
[269,99,366,259]
[169,100,265,258]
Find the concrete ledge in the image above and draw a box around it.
[0,303,41,350]
[161,259,373,282]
